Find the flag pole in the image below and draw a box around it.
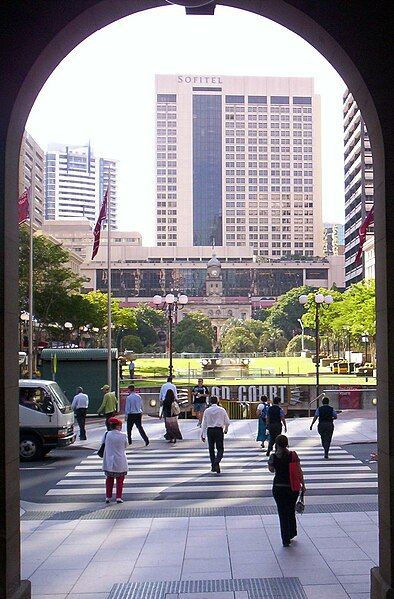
[107,186,112,390]
[28,188,33,378]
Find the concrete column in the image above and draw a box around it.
[370,138,394,597]
[0,129,31,596]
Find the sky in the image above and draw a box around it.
[26,4,346,246]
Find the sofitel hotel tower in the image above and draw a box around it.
[155,74,323,259]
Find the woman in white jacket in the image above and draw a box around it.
[102,417,128,503]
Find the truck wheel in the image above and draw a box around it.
[20,434,44,461]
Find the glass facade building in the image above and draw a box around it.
[155,75,323,258]
[192,95,222,246]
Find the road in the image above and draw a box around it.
[20,420,377,505]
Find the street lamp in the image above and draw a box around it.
[343,325,351,373]
[299,293,333,404]
[153,293,188,378]
[297,318,305,352]
[361,333,370,364]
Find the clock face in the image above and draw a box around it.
[210,269,218,277]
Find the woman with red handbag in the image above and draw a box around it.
[268,435,306,546]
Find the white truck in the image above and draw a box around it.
[19,379,75,460]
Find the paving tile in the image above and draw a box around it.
[189,516,225,528]
[296,568,338,585]
[67,594,109,599]
[225,515,261,528]
[185,545,229,559]
[130,565,182,582]
[21,520,43,533]
[71,561,133,593]
[29,568,84,595]
[93,547,142,562]
[136,551,184,567]
[22,559,43,579]
[32,595,67,599]
[166,593,243,599]
[182,557,230,574]
[38,553,94,570]
[35,520,78,532]
[229,549,276,564]
[319,546,369,561]
[341,581,370,594]
[115,517,152,528]
[303,584,350,599]
[329,559,376,575]
[181,570,232,580]
[231,562,282,578]
[337,575,370,584]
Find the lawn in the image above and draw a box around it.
[122,356,376,388]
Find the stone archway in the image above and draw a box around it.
[1,2,392,597]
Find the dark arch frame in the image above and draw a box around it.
[1,2,392,597]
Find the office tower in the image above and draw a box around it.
[155,74,323,258]
[343,89,374,287]
[45,143,117,229]
[323,223,345,256]
[19,131,45,227]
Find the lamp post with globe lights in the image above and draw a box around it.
[152,293,188,378]
[299,293,333,403]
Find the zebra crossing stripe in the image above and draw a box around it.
[44,444,377,498]
[46,481,378,496]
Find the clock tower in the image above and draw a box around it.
[206,253,223,296]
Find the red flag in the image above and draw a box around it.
[355,205,374,265]
[18,189,30,224]
[91,188,109,259]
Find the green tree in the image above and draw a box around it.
[83,291,136,331]
[123,334,144,353]
[19,228,86,325]
[220,327,258,353]
[285,334,315,355]
[265,285,313,340]
[173,312,215,352]
[134,304,166,348]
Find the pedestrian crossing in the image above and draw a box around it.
[45,445,377,501]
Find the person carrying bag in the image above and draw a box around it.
[268,434,306,546]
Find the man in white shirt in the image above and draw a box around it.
[159,376,178,403]
[124,385,149,446]
[201,396,230,474]
[71,386,89,440]
[159,376,178,415]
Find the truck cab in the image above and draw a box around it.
[19,379,75,460]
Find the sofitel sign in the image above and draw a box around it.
[177,75,223,84]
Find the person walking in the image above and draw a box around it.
[256,395,270,448]
[310,396,338,458]
[102,417,128,504]
[268,434,306,546]
[201,396,230,474]
[162,388,182,444]
[98,385,119,431]
[159,376,178,404]
[128,359,135,381]
[124,384,149,446]
[192,378,209,427]
[266,396,287,456]
[71,386,89,440]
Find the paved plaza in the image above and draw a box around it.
[21,411,378,598]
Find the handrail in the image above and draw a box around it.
[307,393,325,417]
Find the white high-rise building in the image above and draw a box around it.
[155,74,323,258]
[343,89,374,287]
[19,131,45,227]
[45,144,117,229]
